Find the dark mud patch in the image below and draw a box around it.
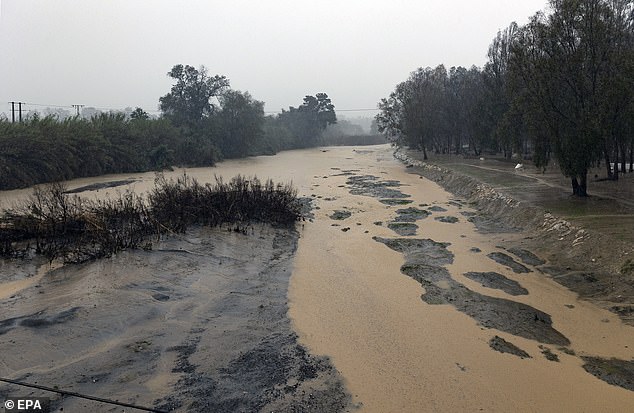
[419,280,570,345]
[539,345,560,362]
[394,207,430,222]
[488,252,532,273]
[434,216,459,224]
[346,175,410,199]
[64,179,137,194]
[460,211,476,217]
[464,272,529,296]
[152,292,170,301]
[330,210,352,220]
[374,237,569,346]
[297,197,315,220]
[467,215,520,233]
[489,335,531,359]
[372,237,452,264]
[379,199,413,206]
[162,332,350,413]
[508,248,546,266]
[330,169,361,177]
[387,222,418,236]
[0,307,80,335]
[428,205,447,212]
[582,357,634,392]
[470,247,482,253]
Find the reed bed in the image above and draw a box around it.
[0,174,301,263]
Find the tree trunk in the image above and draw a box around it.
[422,145,428,160]
[604,150,613,180]
[621,144,627,174]
[571,177,580,196]
[630,140,633,172]
[572,174,588,197]
[579,172,588,197]
[614,147,619,181]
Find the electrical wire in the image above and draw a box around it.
[0,377,169,413]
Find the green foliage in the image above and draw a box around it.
[508,0,634,195]
[277,93,337,148]
[378,0,634,197]
[159,64,230,127]
[216,90,266,158]
[0,114,210,190]
[0,64,340,190]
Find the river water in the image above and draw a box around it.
[1,144,634,412]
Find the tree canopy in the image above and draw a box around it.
[377,0,634,196]
[159,64,230,126]
[278,93,337,148]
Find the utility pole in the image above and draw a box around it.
[9,101,25,123]
[72,104,84,117]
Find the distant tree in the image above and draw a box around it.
[159,64,230,126]
[216,90,265,158]
[376,65,448,159]
[370,118,379,135]
[130,107,150,120]
[279,93,337,147]
[483,22,521,158]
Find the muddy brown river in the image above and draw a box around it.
[1,144,634,412]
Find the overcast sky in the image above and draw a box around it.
[0,0,548,119]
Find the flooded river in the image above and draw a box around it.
[1,144,633,412]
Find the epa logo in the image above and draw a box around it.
[3,398,50,412]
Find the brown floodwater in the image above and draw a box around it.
[2,144,634,412]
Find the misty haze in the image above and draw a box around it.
[1,1,634,412]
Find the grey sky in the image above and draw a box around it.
[1,0,548,119]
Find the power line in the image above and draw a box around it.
[8,100,379,117]
[0,377,168,413]
[23,102,73,109]
[264,108,379,114]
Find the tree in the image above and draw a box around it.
[483,22,522,158]
[216,90,265,158]
[376,66,448,159]
[159,64,230,126]
[509,0,631,196]
[279,93,337,147]
[130,107,150,120]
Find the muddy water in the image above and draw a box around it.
[284,145,634,412]
[2,144,634,412]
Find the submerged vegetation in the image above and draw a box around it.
[0,175,301,263]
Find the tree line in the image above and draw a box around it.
[0,64,337,190]
[377,0,634,196]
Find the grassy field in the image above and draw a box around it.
[407,151,634,244]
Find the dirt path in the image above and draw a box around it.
[288,145,634,412]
